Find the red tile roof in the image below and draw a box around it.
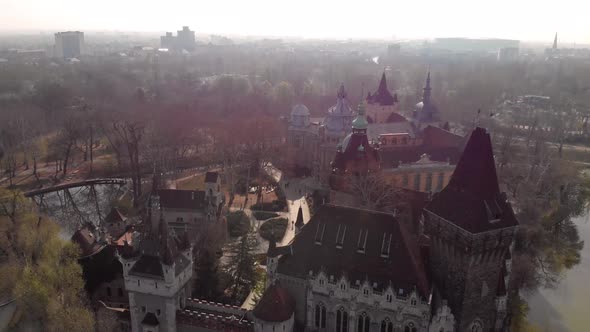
[253,283,295,322]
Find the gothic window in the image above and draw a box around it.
[315,303,326,328]
[381,318,394,332]
[335,307,348,332]
[319,278,325,286]
[410,298,417,306]
[357,312,370,332]
[471,320,483,332]
[363,288,369,296]
[386,294,392,303]
[437,172,445,191]
[404,322,417,332]
[425,173,433,192]
[414,173,421,191]
[340,283,346,291]
[315,223,326,245]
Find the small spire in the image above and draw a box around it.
[422,71,432,104]
[378,72,388,92]
[553,32,558,49]
[337,83,347,99]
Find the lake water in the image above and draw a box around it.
[526,214,590,332]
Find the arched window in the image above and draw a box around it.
[380,318,394,332]
[357,312,370,332]
[336,307,348,332]
[315,303,326,328]
[471,320,483,332]
[404,322,417,332]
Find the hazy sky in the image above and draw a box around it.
[2,0,589,43]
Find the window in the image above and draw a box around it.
[381,318,394,332]
[314,223,326,245]
[314,303,326,328]
[335,225,347,248]
[437,172,445,191]
[106,287,112,297]
[386,294,392,303]
[414,173,421,191]
[357,229,368,253]
[336,307,348,332]
[357,312,370,332]
[340,283,346,291]
[410,297,417,306]
[363,288,369,296]
[381,233,392,258]
[404,322,417,332]
[402,174,409,187]
[319,278,325,286]
[425,173,433,192]
[176,217,184,222]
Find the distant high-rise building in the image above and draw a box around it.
[553,32,558,50]
[54,31,84,59]
[159,26,196,51]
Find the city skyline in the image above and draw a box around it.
[2,0,590,44]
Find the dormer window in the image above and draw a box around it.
[363,288,369,296]
[485,199,502,223]
[319,278,325,286]
[357,229,368,253]
[340,283,346,291]
[386,294,393,303]
[314,223,326,245]
[381,233,392,258]
[410,298,417,306]
[335,225,347,249]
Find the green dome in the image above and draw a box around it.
[352,103,368,130]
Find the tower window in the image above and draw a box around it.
[314,223,326,245]
[381,233,392,258]
[357,229,368,253]
[335,225,347,248]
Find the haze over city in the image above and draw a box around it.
[2,0,590,43]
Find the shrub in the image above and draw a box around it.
[259,218,288,242]
[226,211,250,237]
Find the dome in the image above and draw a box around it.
[352,103,368,130]
[291,104,310,116]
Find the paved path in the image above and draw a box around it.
[264,165,311,246]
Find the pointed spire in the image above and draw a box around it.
[422,71,432,104]
[295,206,304,228]
[447,127,500,200]
[337,83,347,99]
[378,72,388,93]
[553,32,558,49]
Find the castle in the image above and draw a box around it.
[106,124,516,332]
[285,72,463,195]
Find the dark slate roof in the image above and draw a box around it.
[158,189,206,210]
[386,112,408,123]
[253,283,295,322]
[129,255,164,279]
[295,206,304,227]
[205,171,219,183]
[141,312,159,326]
[277,205,430,298]
[367,73,397,106]
[105,208,127,224]
[426,127,519,233]
[71,227,105,258]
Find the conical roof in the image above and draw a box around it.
[367,72,396,106]
[426,127,518,233]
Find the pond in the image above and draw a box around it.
[526,213,590,331]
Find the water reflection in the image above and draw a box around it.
[527,215,590,331]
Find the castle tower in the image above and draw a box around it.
[413,71,440,128]
[365,72,399,124]
[424,127,518,331]
[119,201,193,332]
